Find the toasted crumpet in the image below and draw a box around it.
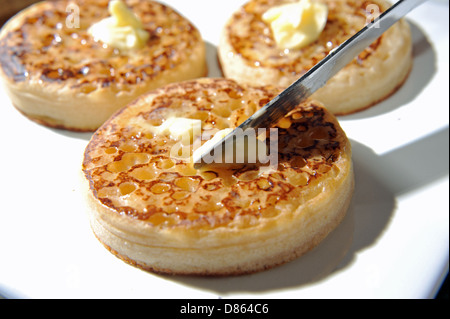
[82,78,354,276]
[0,0,207,131]
[218,0,412,115]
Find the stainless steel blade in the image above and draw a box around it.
[193,0,427,168]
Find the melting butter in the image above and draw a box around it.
[156,117,202,144]
[88,0,149,50]
[262,0,328,50]
[127,115,202,144]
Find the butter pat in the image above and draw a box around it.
[157,117,202,144]
[262,0,328,50]
[88,0,149,50]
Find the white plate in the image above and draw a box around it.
[0,0,448,299]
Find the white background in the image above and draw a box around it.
[0,0,448,298]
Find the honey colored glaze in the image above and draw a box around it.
[0,0,202,90]
[83,79,348,229]
[226,0,385,75]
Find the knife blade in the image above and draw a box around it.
[193,0,427,169]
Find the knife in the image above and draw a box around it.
[193,0,427,169]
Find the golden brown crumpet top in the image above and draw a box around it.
[219,0,412,115]
[82,78,354,275]
[225,0,383,73]
[83,78,348,226]
[0,0,207,131]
